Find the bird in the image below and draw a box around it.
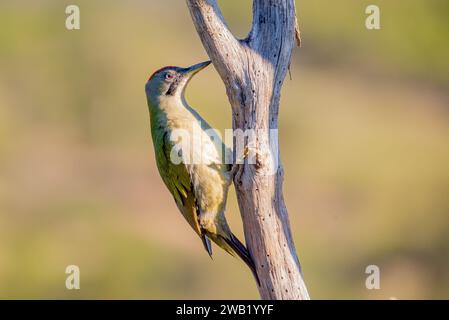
[145,60,259,285]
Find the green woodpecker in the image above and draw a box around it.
[145,61,259,284]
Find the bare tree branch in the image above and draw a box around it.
[186,0,244,81]
[186,0,309,300]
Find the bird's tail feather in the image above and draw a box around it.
[201,235,213,258]
[224,233,260,286]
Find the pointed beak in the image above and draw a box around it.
[182,60,211,78]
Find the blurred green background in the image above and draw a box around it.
[0,0,448,299]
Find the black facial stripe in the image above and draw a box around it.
[165,75,182,96]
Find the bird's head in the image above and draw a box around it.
[145,60,211,104]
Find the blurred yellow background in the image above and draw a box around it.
[0,0,448,299]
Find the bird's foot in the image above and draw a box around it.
[230,145,257,180]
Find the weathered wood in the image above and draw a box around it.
[186,0,309,300]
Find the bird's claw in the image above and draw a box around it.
[230,145,258,180]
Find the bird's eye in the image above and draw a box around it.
[165,73,174,80]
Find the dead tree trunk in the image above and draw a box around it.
[186,0,309,300]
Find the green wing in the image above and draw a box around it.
[153,130,202,236]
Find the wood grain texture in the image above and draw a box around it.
[186,0,309,300]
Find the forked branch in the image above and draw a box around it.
[186,0,309,300]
